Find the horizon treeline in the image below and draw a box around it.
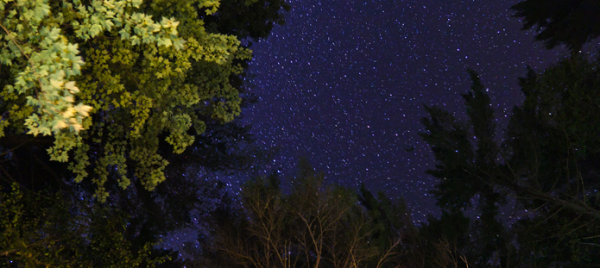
[185,51,600,267]
[1,0,599,267]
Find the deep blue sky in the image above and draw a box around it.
[166,0,600,255]
[241,0,572,221]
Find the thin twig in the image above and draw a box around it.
[0,137,33,157]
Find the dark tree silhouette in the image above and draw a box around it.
[418,56,600,266]
[511,0,600,53]
[188,159,411,268]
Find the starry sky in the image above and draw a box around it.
[164,0,600,255]
[239,0,574,222]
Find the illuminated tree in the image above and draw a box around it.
[0,0,253,201]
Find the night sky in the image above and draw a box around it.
[241,0,570,222]
[166,0,598,254]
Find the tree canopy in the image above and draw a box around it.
[187,159,414,268]
[0,182,169,267]
[0,0,289,266]
[418,56,600,267]
[0,0,255,201]
[511,0,600,52]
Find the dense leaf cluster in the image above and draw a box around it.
[0,0,252,201]
[0,0,289,266]
[0,183,168,267]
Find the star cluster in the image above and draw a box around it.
[242,0,569,221]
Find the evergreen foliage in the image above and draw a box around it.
[511,0,600,52]
[418,56,600,267]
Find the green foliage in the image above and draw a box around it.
[0,183,168,267]
[0,0,255,201]
[0,0,288,266]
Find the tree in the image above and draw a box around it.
[0,0,289,266]
[414,211,472,268]
[0,183,168,267]
[0,0,283,237]
[0,0,253,201]
[418,70,511,267]
[357,184,421,268]
[418,56,600,266]
[511,0,600,53]
[500,56,600,266]
[188,159,409,268]
[201,0,290,42]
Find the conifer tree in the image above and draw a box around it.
[511,0,600,53]
[418,70,510,267]
[418,58,600,266]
